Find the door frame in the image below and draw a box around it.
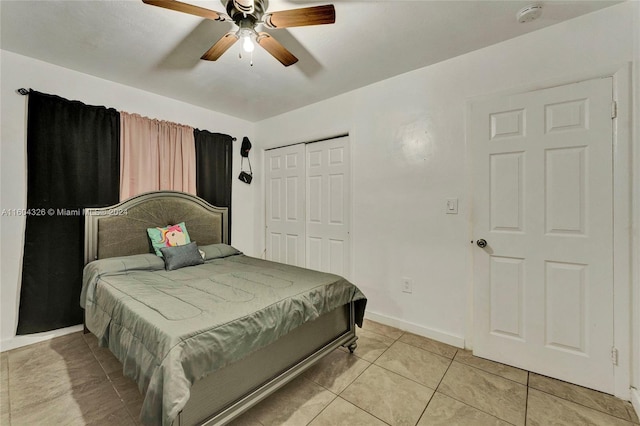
[465,64,632,399]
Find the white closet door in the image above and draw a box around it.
[265,144,306,267]
[265,137,351,278]
[306,136,351,278]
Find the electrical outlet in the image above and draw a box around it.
[402,277,412,294]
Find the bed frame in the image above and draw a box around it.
[83,191,358,425]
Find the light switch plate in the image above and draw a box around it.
[446,198,458,214]
[401,277,412,294]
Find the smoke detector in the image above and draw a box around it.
[517,4,543,23]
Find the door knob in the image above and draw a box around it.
[476,239,487,248]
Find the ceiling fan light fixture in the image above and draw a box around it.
[237,24,256,54]
[242,34,255,53]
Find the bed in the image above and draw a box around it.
[80,191,366,426]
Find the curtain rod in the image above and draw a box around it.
[265,133,349,151]
[17,88,239,141]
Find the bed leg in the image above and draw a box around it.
[344,302,358,354]
[343,334,358,354]
[82,309,89,334]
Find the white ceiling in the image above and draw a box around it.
[1,0,622,121]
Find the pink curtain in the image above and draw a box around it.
[120,112,197,200]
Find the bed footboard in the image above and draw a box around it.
[175,302,357,426]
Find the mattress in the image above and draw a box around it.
[80,247,366,425]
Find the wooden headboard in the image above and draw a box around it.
[84,191,228,263]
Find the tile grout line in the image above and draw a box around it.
[434,349,457,391]
[365,328,528,388]
[302,358,376,425]
[338,356,374,395]
[529,371,638,423]
[349,326,407,367]
[346,338,516,426]
[345,334,392,364]
[6,356,11,425]
[371,360,442,392]
[360,322,405,342]
[452,355,529,386]
[413,348,458,426]
[524,372,529,425]
[361,328,474,397]
[349,344,514,426]
[358,330,636,426]
[391,338,457,360]
[452,352,636,424]
[86,335,139,425]
[529,385,638,424]
[371,341,519,394]
[334,340,407,425]
[432,390,519,426]
[413,392,436,426]
[305,349,374,397]
[434,354,520,426]
[391,334,460,361]
[434,349,512,424]
[366,332,404,343]
[303,393,338,426]
[305,395,392,426]
[363,322,462,360]
[353,394,395,426]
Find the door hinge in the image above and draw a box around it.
[611,101,617,119]
[611,347,619,366]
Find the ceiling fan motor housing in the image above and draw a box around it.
[226,0,267,22]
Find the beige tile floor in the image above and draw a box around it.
[1,320,638,426]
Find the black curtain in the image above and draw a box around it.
[17,91,120,335]
[194,130,233,243]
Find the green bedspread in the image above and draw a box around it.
[80,248,366,426]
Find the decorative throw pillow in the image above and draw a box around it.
[199,243,242,261]
[160,242,204,271]
[147,222,191,257]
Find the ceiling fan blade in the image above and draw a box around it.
[263,4,335,29]
[201,32,239,61]
[256,33,298,66]
[142,0,231,22]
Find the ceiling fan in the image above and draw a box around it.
[142,0,336,66]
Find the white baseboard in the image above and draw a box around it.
[631,388,640,421]
[364,311,465,349]
[0,325,83,352]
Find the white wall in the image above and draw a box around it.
[0,50,257,350]
[255,2,637,351]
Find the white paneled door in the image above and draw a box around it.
[266,137,351,277]
[265,143,306,267]
[471,78,614,393]
[306,136,350,278]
